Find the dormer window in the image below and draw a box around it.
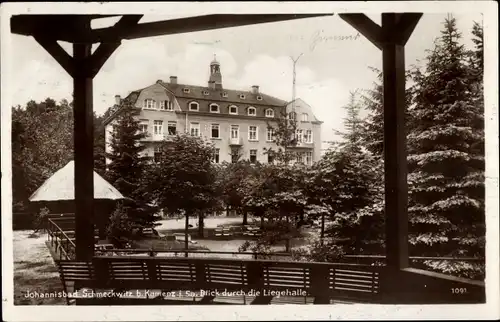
[240,94,246,100]
[247,106,256,116]
[189,101,199,111]
[210,103,220,113]
[257,96,263,101]
[222,92,228,98]
[265,109,274,118]
[183,88,190,93]
[229,105,238,115]
[144,99,156,109]
[203,90,210,96]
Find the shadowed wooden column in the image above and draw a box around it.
[73,37,96,261]
[381,13,409,269]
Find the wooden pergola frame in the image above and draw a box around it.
[10,12,422,270]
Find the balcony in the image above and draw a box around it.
[229,137,243,146]
[140,133,174,142]
[290,140,314,148]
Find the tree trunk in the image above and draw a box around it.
[242,210,248,225]
[198,212,204,238]
[285,214,291,252]
[184,212,189,257]
[320,213,325,246]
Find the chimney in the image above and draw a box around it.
[251,85,259,94]
[114,95,121,105]
[170,76,178,84]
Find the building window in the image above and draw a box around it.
[211,124,220,138]
[154,146,162,163]
[247,107,256,116]
[222,92,228,98]
[190,122,200,137]
[210,103,220,113]
[289,111,296,121]
[203,90,209,96]
[240,94,246,99]
[296,129,303,143]
[165,100,174,111]
[213,148,220,163]
[266,128,275,142]
[231,148,239,163]
[229,105,238,115]
[248,126,258,141]
[305,129,313,143]
[139,121,148,135]
[257,96,263,101]
[189,102,199,111]
[267,152,275,164]
[305,151,313,165]
[144,99,156,109]
[153,120,163,136]
[231,125,239,139]
[167,121,177,135]
[159,101,165,110]
[301,113,309,122]
[265,109,274,118]
[249,149,257,164]
[183,88,190,93]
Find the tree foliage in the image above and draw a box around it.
[12,98,74,211]
[407,17,485,278]
[148,133,220,239]
[105,99,160,231]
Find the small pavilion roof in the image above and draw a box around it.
[29,161,124,202]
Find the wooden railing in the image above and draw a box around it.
[47,218,76,260]
[56,255,485,305]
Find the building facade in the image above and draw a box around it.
[104,57,322,165]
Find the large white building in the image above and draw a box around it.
[103,57,323,164]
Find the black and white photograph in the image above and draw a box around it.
[1,1,498,321]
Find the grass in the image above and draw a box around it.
[13,230,65,305]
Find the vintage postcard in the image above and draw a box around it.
[1,1,498,321]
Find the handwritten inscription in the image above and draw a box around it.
[290,30,361,51]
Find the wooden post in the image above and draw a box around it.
[381,13,409,269]
[185,212,189,257]
[73,39,95,261]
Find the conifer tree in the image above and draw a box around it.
[312,91,383,254]
[105,99,160,232]
[407,17,485,278]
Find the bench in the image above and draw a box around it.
[55,256,385,305]
[214,227,233,238]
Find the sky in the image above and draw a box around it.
[8,12,483,146]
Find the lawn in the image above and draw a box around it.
[13,230,65,305]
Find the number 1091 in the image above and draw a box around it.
[451,288,467,294]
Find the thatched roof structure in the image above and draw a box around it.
[29,161,124,201]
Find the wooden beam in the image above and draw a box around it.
[33,37,75,77]
[338,14,383,50]
[381,13,409,269]
[88,15,143,78]
[91,14,333,42]
[73,40,95,261]
[12,14,332,43]
[393,13,423,45]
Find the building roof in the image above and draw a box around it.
[159,81,287,107]
[103,80,289,125]
[29,161,124,201]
